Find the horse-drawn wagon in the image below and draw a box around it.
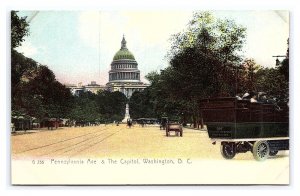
[200,97,289,161]
[160,117,168,130]
[165,119,183,137]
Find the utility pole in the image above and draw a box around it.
[272,55,287,66]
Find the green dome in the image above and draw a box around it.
[113,35,135,61]
[113,48,135,60]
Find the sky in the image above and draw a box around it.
[16,10,289,86]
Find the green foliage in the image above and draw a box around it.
[278,39,289,81]
[11,10,289,129]
[12,49,128,123]
[145,71,160,85]
[69,92,100,122]
[145,11,246,126]
[169,12,246,63]
[11,11,29,49]
[279,58,289,81]
[130,12,288,128]
[68,91,127,122]
[168,11,247,100]
[255,67,289,102]
[129,90,155,119]
[127,12,248,126]
[237,58,261,92]
[253,39,289,102]
[96,91,127,121]
[11,51,73,121]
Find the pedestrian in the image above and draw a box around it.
[242,92,250,100]
[127,119,132,128]
[250,95,258,103]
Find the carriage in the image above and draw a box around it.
[199,97,289,161]
[160,117,168,130]
[165,118,183,137]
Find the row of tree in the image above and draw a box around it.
[129,12,289,127]
[12,11,289,127]
[69,91,127,123]
[11,11,71,122]
[12,48,128,123]
[11,11,127,124]
[12,49,73,120]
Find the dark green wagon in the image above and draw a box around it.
[200,97,289,161]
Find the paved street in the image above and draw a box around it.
[13,124,219,159]
[11,124,289,159]
[11,124,289,184]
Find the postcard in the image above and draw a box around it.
[11,10,289,185]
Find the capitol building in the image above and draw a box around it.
[66,36,149,98]
[106,36,149,98]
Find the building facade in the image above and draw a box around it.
[106,36,149,98]
[66,81,106,96]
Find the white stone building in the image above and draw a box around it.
[106,36,149,98]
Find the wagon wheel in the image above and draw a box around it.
[253,141,270,161]
[269,150,278,156]
[220,142,236,159]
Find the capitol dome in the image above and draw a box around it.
[113,37,135,60]
[113,49,135,60]
[106,35,149,98]
[108,35,140,83]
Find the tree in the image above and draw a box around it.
[131,12,248,128]
[280,58,289,81]
[169,12,246,64]
[11,11,29,49]
[95,91,127,122]
[12,55,73,121]
[254,38,289,103]
[69,92,100,123]
[163,12,247,127]
[11,11,75,123]
[255,68,288,102]
[129,90,156,119]
[11,50,37,101]
[167,12,246,99]
[239,58,261,92]
[278,38,289,81]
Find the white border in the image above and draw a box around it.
[1,0,299,195]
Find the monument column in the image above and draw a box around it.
[122,104,130,123]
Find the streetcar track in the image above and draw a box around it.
[40,130,112,157]
[68,130,122,158]
[16,127,109,154]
